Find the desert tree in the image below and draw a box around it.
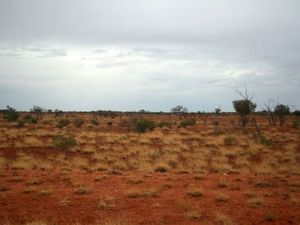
[171,105,188,119]
[3,105,20,122]
[264,100,276,127]
[30,105,46,119]
[215,106,222,114]
[274,104,290,127]
[232,88,261,138]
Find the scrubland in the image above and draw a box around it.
[0,112,299,225]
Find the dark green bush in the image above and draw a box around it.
[3,106,19,122]
[180,118,196,127]
[158,121,172,128]
[52,135,77,150]
[57,119,71,128]
[135,118,156,133]
[24,114,38,124]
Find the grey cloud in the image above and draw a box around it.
[0,0,299,111]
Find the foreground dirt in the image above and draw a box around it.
[0,170,299,225]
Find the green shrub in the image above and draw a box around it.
[180,118,196,127]
[24,114,38,124]
[3,106,19,122]
[135,118,156,133]
[158,121,172,128]
[52,135,77,150]
[57,119,71,128]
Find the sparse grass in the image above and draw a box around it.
[224,136,236,146]
[74,186,91,195]
[26,179,42,185]
[125,189,159,198]
[25,220,48,225]
[215,214,234,225]
[59,198,71,206]
[185,210,201,220]
[177,199,191,211]
[38,189,51,197]
[194,174,205,180]
[248,197,264,208]
[187,188,203,197]
[97,197,115,210]
[23,187,37,194]
[126,178,143,184]
[215,193,229,202]
[245,191,257,198]
[8,176,24,182]
[154,164,168,173]
[255,181,273,188]
[218,179,228,188]
[94,175,109,182]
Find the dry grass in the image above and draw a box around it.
[215,214,235,225]
[74,186,92,195]
[187,188,203,197]
[185,210,201,220]
[215,193,229,202]
[125,189,159,198]
[248,197,265,208]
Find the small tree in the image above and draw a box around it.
[264,100,276,127]
[30,105,45,119]
[232,99,256,127]
[232,88,261,138]
[3,106,19,122]
[274,104,290,127]
[135,118,156,133]
[171,105,188,114]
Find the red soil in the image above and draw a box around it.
[0,170,299,225]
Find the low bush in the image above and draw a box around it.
[158,121,172,128]
[135,118,156,133]
[180,118,196,127]
[3,106,19,122]
[52,135,77,150]
[57,119,71,128]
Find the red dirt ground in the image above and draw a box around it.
[0,169,299,225]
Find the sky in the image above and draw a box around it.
[0,0,299,112]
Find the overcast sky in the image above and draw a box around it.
[0,0,299,112]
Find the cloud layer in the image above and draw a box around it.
[0,0,299,111]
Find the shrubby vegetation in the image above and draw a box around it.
[135,118,156,133]
[232,99,256,127]
[52,135,77,150]
[57,119,71,128]
[3,106,20,122]
[274,104,290,127]
[180,118,196,127]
